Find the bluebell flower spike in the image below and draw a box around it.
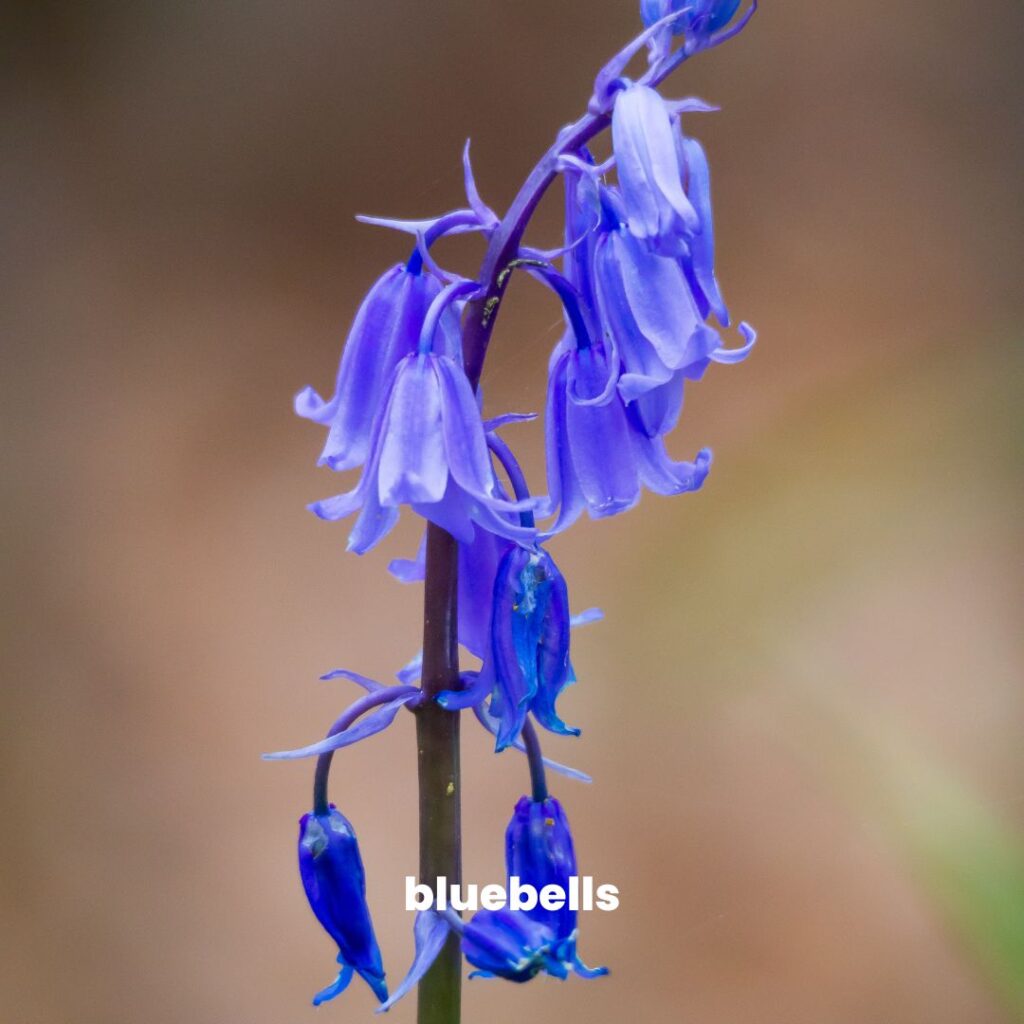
[276,5,758,1017]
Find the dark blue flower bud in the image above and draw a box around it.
[298,807,388,1005]
[505,796,608,978]
[489,545,579,751]
[505,795,577,941]
[640,0,742,36]
[461,909,564,982]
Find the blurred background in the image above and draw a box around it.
[2,2,1022,1022]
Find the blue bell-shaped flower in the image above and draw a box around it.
[611,82,698,256]
[294,264,459,473]
[640,0,742,37]
[488,544,578,751]
[461,908,564,982]
[298,806,388,1005]
[505,795,608,978]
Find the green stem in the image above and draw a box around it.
[416,523,462,1024]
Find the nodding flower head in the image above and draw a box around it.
[294,264,459,473]
[487,544,578,751]
[592,187,721,435]
[640,0,743,38]
[544,337,712,534]
[611,82,698,256]
[308,350,538,553]
[298,807,388,1005]
[505,795,608,978]
[461,908,565,982]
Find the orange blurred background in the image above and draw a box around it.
[2,3,1022,1023]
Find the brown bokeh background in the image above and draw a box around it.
[2,3,1022,1023]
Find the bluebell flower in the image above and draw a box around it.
[298,806,388,1005]
[380,908,567,1009]
[461,909,565,982]
[640,0,743,38]
[488,545,576,748]
[592,187,720,435]
[294,264,459,472]
[309,350,537,552]
[505,795,607,978]
[491,544,578,749]
[544,337,712,532]
[611,82,698,256]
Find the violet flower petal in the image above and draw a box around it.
[376,911,452,1013]
[263,690,419,761]
[378,356,448,506]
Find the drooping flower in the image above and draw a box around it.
[592,187,721,434]
[436,539,581,751]
[461,909,566,982]
[505,795,607,978]
[298,806,388,1005]
[488,545,577,748]
[611,82,698,256]
[676,129,729,325]
[543,337,713,533]
[294,264,459,473]
[309,347,537,553]
[380,907,567,1010]
[640,0,743,39]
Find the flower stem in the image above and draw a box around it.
[521,718,549,803]
[416,523,462,1024]
[312,686,419,816]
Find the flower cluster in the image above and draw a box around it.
[268,1,757,1013]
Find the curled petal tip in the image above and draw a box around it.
[667,97,720,116]
[709,322,756,364]
[311,963,354,1006]
[570,607,604,627]
[294,385,329,420]
[462,139,499,229]
[376,911,451,1013]
[573,958,610,979]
